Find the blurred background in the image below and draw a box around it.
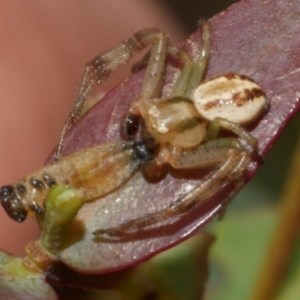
[0,1,298,299]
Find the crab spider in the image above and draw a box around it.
[0,22,268,243]
[92,22,268,237]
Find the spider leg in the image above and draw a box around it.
[129,44,195,120]
[94,139,250,238]
[55,28,169,160]
[128,21,211,131]
[131,44,187,72]
[167,21,211,99]
[184,20,211,98]
[207,117,259,155]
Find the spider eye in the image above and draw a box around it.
[0,185,27,222]
[123,113,140,139]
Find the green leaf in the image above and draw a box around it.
[0,250,57,300]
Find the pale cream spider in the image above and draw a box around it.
[0,21,268,242]
[86,21,267,237]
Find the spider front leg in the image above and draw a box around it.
[55,27,169,160]
[93,138,251,238]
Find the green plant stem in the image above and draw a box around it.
[41,186,85,254]
[250,131,300,300]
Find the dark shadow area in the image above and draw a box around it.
[157,0,240,32]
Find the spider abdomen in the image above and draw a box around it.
[193,73,268,125]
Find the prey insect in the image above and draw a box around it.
[0,21,268,242]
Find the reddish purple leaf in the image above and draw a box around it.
[46,0,300,284]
